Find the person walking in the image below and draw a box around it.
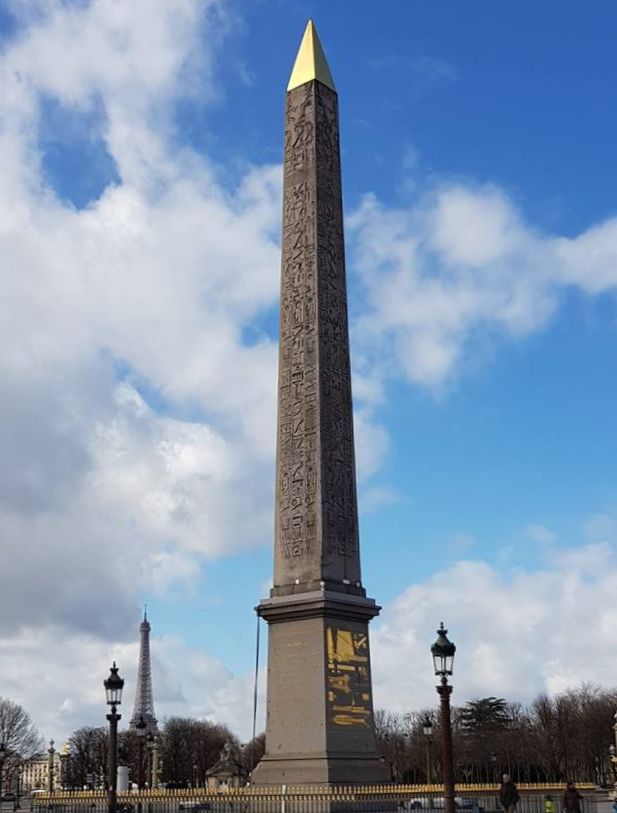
[563,782,583,813]
[499,774,520,813]
[545,795,555,813]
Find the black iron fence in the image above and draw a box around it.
[28,784,601,813]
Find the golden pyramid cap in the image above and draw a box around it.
[287,20,336,92]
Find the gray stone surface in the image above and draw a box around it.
[254,594,387,784]
[273,78,362,598]
[252,63,387,786]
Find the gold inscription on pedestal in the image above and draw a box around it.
[326,627,372,727]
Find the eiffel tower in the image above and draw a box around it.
[129,608,159,735]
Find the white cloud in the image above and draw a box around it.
[525,523,557,546]
[0,626,264,744]
[349,180,617,389]
[0,3,395,744]
[428,185,523,267]
[353,407,389,481]
[0,0,285,641]
[372,530,617,714]
[359,485,404,516]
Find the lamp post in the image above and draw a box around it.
[16,762,23,810]
[135,716,146,790]
[423,717,434,784]
[47,740,55,795]
[0,743,6,800]
[431,623,456,813]
[146,734,154,789]
[382,734,397,782]
[150,737,159,790]
[612,712,617,783]
[104,662,124,813]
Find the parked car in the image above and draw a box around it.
[402,798,477,811]
[1,794,16,802]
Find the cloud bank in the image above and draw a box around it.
[373,516,617,712]
[349,183,617,390]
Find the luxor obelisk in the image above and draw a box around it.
[252,21,388,785]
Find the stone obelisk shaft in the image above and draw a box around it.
[274,47,361,598]
[252,22,387,786]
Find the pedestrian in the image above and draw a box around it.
[545,796,555,813]
[499,774,520,813]
[563,782,582,813]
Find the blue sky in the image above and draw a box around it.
[143,1,617,657]
[0,0,616,743]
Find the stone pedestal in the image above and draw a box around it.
[252,592,389,785]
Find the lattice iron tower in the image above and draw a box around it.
[129,608,158,735]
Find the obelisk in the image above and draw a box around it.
[251,21,388,786]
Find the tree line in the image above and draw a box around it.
[61,720,265,789]
[0,697,265,791]
[375,684,617,786]
[2,682,617,789]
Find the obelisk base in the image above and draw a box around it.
[251,752,389,785]
[251,592,390,786]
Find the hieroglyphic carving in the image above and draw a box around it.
[277,82,318,566]
[313,84,359,572]
[274,79,361,587]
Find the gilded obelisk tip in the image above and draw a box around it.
[287,19,336,92]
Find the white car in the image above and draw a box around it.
[401,798,476,810]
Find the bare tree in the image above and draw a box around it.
[242,733,265,779]
[374,684,617,786]
[65,727,108,789]
[160,718,238,786]
[0,698,43,788]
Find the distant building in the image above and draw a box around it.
[21,752,61,792]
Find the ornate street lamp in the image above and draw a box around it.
[135,715,147,790]
[431,623,456,813]
[422,716,434,783]
[47,739,56,794]
[104,662,124,813]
